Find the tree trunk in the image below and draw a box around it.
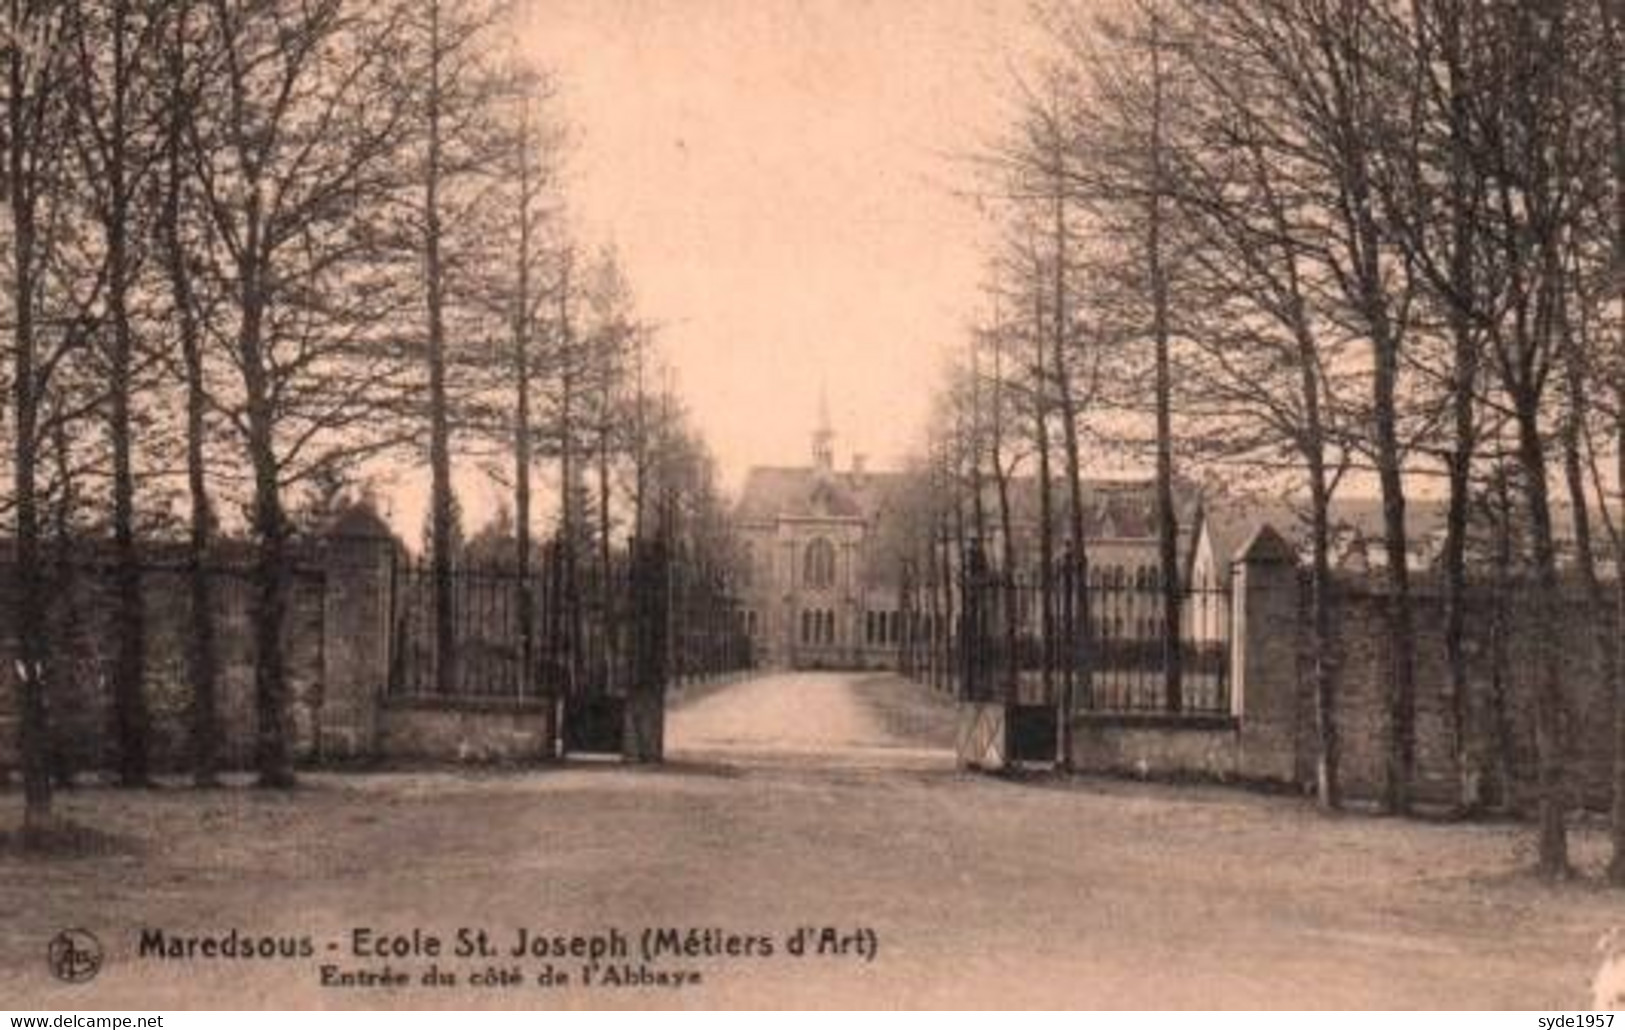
[1438,0,1483,814]
[1307,455,1339,810]
[1147,14,1183,714]
[1048,149,1088,769]
[106,0,149,789]
[1515,401,1571,878]
[513,128,535,698]
[558,257,582,694]
[49,421,80,788]
[163,3,221,787]
[1374,339,1416,816]
[426,0,458,699]
[990,326,1021,706]
[1598,0,1625,886]
[1558,296,1614,789]
[1613,387,1625,883]
[9,20,54,839]
[1032,272,1056,703]
[238,226,295,788]
[1291,263,1338,808]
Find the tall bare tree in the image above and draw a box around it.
[156,0,223,786]
[188,0,413,787]
[66,0,168,787]
[3,0,78,840]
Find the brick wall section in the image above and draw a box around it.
[377,698,555,763]
[0,555,325,775]
[1326,581,1612,810]
[1070,719,1241,778]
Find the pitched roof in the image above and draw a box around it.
[1197,494,1455,574]
[738,465,1204,548]
[995,476,1203,542]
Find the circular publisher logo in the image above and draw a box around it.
[47,928,103,984]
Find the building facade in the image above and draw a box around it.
[733,406,1217,670]
[734,409,907,669]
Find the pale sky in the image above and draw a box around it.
[519,0,1038,490]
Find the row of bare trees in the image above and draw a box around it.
[908,0,1622,881]
[0,0,733,847]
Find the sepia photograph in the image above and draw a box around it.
[0,0,1623,1013]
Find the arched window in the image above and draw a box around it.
[804,538,836,589]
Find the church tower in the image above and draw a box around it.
[812,386,834,474]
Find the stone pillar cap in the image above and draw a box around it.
[1237,524,1297,565]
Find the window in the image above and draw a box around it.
[804,538,836,589]
[739,542,754,587]
[804,608,837,646]
[866,611,877,645]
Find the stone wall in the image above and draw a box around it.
[0,552,327,774]
[1070,717,1242,779]
[1325,580,1612,810]
[377,698,556,763]
[1067,522,1619,812]
[0,519,598,773]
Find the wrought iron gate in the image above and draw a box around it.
[951,539,1235,770]
[385,537,752,762]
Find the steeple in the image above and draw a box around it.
[812,384,834,474]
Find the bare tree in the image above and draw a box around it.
[188,0,414,787]
[1150,5,1360,806]
[65,0,169,787]
[156,0,224,786]
[398,0,510,696]
[3,0,79,840]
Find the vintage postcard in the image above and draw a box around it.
[1,0,1623,1012]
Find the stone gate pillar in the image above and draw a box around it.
[318,512,398,762]
[1232,524,1303,784]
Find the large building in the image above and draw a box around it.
[733,403,909,669]
[732,404,1209,670]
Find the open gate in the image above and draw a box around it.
[386,536,750,763]
[954,539,1059,770]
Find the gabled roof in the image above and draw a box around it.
[1195,494,1455,576]
[998,476,1203,543]
[735,466,910,524]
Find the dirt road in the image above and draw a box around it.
[666,670,953,768]
[2,671,1620,1009]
